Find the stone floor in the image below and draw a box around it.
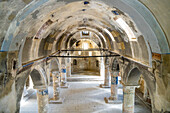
[20,76,151,113]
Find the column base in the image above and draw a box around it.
[49,98,64,104]
[60,83,69,88]
[67,74,71,77]
[100,84,110,88]
[104,97,122,104]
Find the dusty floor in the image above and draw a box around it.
[20,75,151,113]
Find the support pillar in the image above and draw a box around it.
[104,72,121,104]
[109,73,118,100]
[46,68,51,86]
[104,65,110,87]
[100,57,110,88]
[37,88,49,113]
[100,56,105,79]
[60,65,69,88]
[66,58,71,77]
[123,86,137,113]
[53,72,60,100]
[49,71,64,104]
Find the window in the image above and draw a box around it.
[89,51,92,56]
[82,31,89,36]
[80,31,91,38]
[13,60,17,70]
[96,60,99,67]
[73,59,77,65]
[82,42,89,50]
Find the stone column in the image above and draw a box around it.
[49,71,64,104]
[60,65,68,88]
[46,68,51,85]
[100,56,105,79]
[104,65,110,86]
[100,57,110,88]
[104,58,110,87]
[37,88,49,113]
[53,72,60,100]
[66,58,71,77]
[123,86,136,113]
[109,72,119,100]
[104,71,121,104]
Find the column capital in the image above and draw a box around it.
[124,85,140,88]
[119,80,140,88]
[52,71,59,74]
[34,85,47,90]
[111,71,119,76]
[52,71,60,77]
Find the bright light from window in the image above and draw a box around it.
[89,51,92,56]
[78,51,81,55]
[104,28,115,41]
[82,42,89,49]
[28,76,33,89]
[82,31,89,35]
[80,31,91,38]
[116,18,137,41]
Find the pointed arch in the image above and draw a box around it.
[126,67,141,85]
[30,65,48,89]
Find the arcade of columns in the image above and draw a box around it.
[32,56,143,113]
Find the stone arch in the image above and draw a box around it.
[2,0,159,69]
[111,58,120,73]
[60,28,107,50]
[14,69,31,113]
[50,58,60,72]
[16,65,49,113]
[15,65,48,113]
[47,58,60,83]
[30,66,48,89]
[124,64,157,112]
[126,67,141,85]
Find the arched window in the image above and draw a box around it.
[13,60,17,70]
[73,59,77,65]
[96,60,99,67]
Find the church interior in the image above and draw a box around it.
[0,0,170,113]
